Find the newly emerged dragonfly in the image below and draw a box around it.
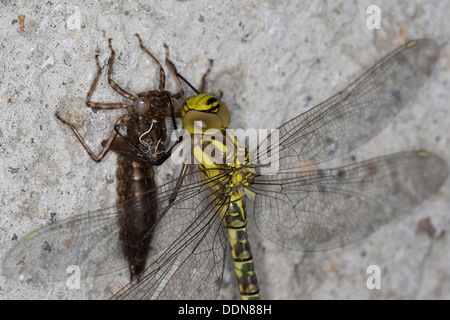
[3,39,448,299]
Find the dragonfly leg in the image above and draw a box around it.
[55,112,129,162]
[134,33,166,92]
[163,43,184,99]
[199,59,214,93]
[164,54,214,96]
[85,54,134,110]
[166,92,178,130]
[106,38,137,101]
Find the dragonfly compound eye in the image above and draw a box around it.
[182,94,231,133]
[135,97,150,114]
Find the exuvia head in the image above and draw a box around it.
[134,93,179,116]
[134,97,151,114]
[181,94,231,134]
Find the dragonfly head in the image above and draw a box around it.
[181,94,231,134]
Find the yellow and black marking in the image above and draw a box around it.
[181,94,231,133]
[224,194,260,300]
[183,94,259,300]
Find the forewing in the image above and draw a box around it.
[254,39,440,171]
[112,172,230,300]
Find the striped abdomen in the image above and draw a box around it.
[223,193,260,300]
[116,155,157,281]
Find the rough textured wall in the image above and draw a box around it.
[1,0,449,299]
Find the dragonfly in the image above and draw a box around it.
[2,39,448,299]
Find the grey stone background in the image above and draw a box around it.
[0,0,449,299]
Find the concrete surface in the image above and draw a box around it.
[0,0,449,300]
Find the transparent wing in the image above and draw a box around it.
[2,165,230,299]
[112,168,231,300]
[250,151,448,251]
[2,206,127,283]
[254,39,440,171]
